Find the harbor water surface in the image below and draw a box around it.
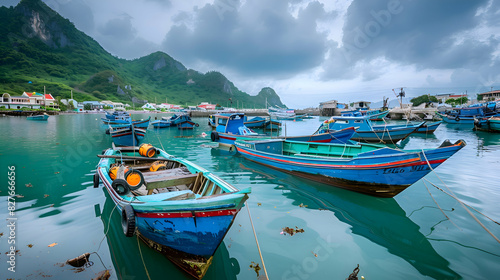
[0,113,499,279]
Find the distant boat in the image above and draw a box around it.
[105,111,131,122]
[234,138,466,197]
[210,113,356,146]
[177,120,198,129]
[102,117,151,128]
[414,121,443,134]
[321,112,423,143]
[151,119,172,128]
[243,116,266,128]
[109,124,146,146]
[96,145,250,279]
[437,101,500,124]
[264,119,282,130]
[341,109,389,121]
[27,113,49,121]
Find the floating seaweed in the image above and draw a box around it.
[92,269,110,280]
[25,183,33,188]
[66,253,91,267]
[281,226,305,236]
[347,264,360,280]
[249,261,261,277]
[299,203,308,208]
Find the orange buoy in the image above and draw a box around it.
[139,143,156,158]
[109,166,129,180]
[125,169,144,190]
[150,161,166,172]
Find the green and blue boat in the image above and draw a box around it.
[234,138,465,197]
[96,145,250,279]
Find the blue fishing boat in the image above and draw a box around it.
[437,101,500,124]
[102,117,150,128]
[151,119,172,128]
[177,120,199,129]
[264,119,282,130]
[244,116,266,128]
[211,113,356,146]
[488,117,500,132]
[342,109,389,121]
[27,113,49,121]
[109,124,146,146]
[414,121,442,134]
[167,114,198,127]
[234,138,465,197]
[474,116,500,132]
[96,144,250,279]
[105,111,131,121]
[321,112,423,143]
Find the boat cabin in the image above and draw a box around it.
[215,113,256,135]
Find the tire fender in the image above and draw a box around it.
[121,204,136,237]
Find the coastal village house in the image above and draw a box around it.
[197,102,216,110]
[477,90,500,101]
[319,100,348,116]
[82,101,104,110]
[142,103,157,110]
[1,92,56,109]
[101,100,125,110]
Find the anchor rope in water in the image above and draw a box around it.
[422,179,460,230]
[421,149,500,244]
[246,202,269,279]
[423,178,500,226]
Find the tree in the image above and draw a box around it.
[410,95,438,107]
[477,94,484,101]
[84,103,92,110]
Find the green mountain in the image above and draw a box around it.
[0,0,286,108]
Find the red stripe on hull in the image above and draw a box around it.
[135,209,238,218]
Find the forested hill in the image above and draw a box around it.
[0,0,286,108]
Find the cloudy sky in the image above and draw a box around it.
[4,0,500,108]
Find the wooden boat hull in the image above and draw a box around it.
[97,147,249,278]
[244,117,266,128]
[102,117,150,128]
[177,120,198,129]
[488,118,500,131]
[234,139,465,197]
[264,120,281,130]
[350,125,419,142]
[414,121,442,133]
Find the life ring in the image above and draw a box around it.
[124,169,144,191]
[93,173,100,188]
[121,204,136,237]
[455,116,460,122]
[211,131,219,141]
[112,179,130,195]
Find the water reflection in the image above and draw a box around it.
[239,160,461,279]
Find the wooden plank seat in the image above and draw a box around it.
[136,167,199,195]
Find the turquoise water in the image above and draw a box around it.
[0,113,499,280]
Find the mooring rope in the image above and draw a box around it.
[137,234,152,280]
[422,179,460,230]
[246,202,269,279]
[421,150,500,244]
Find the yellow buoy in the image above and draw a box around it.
[109,166,129,180]
[139,143,156,158]
[150,161,166,172]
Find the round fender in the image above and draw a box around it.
[121,204,136,237]
[455,116,460,122]
[195,123,200,127]
[93,173,100,188]
[112,179,130,195]
[211,131,219,141]
[124,169,144,191]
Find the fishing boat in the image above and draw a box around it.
[264,119,281,130]
[151,119,172,128]
[109,124,146,146]
[210,113,355,146]
[105,111,132,122]
[268,107,296,119]
[414,121,442,134]
[244,116,266,128]
[102,117,151,128]
[437,101,500,124]
[170,114,197,127]
[177,120,199,129]
[27,113,49,121]
[95,144,250,279]
[474,116,500,132]
[321,112,423,143]
[341,109,389,121]
[234,138,465,197]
